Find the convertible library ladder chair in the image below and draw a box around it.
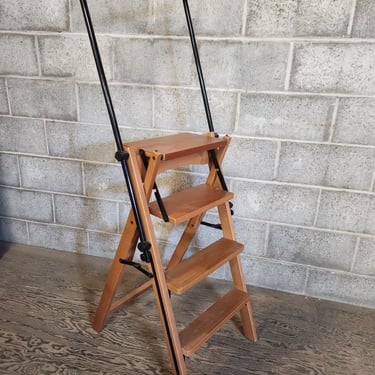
[80,1,257,373]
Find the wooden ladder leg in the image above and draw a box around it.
[218,202,257,342]
[126,147,188,375]
[93,141,159,332]
[92,214,139,332]
[229,255,257,341]
[151,271,188,375]
[167,213,203,269]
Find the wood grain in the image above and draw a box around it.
[149,184,233,225]
[1,241,374,374]
[124,133,227,161]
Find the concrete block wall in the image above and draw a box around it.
[0,0,374,308]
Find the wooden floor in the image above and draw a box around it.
[0,241,374,375]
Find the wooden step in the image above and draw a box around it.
[179,288,249,357]
[166,238,243,295]
[124,132,227,161]
[149,184,233,225]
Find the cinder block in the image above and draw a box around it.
[0,79,9,114]
[154,88,237,134]
[190,215,267,257]
[334,98,375,146]
[192,213,224,249]
[19,156,83,195]
[291,43,375,95]
[71,0,243,37]
[237,94,335,141]
[0,35,38,76]
[353,237,375,276]
[151,0,244,36]
[241,256,307,294]
[39,35,112,81]
[224,137,277,180]
[234,219,267,257]
[113,38,194,86]
[0,0,69,32]
[156,241,183,267]
[0,116,47,155]
[0,187,53,222]
[54,195,118,233]
[46,121,115,163]
[267,225,357,271]
[0,217,28,244]
[71,0,151,34]
[316,191,375,234]
[365,278,375,309]
[246,0,352,37]
[46,121,164,163]
[199,41,289,90]
[83,163,127,201]
[29,223,88,253]
[88,231,121,258]
[233,181,319,226]
[278,143,375,190]
[78,84,152,128]
[0,153,19,186]
[352,0,375,38]
[7,79,77,121]
[153,170,206,198]
[305,268,374,308]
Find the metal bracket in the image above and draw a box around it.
[115,150,129,161]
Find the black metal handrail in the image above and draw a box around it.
[182,0,215,134]
[79,0,152,261]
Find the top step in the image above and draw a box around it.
[124,132,227,161]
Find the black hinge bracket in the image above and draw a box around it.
[115,150,129,161]
[201,202,234,230]
[119,259,154,278]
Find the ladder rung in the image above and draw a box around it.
[149,184,233,225]
[179,288,249,357]
[166,238,243,295]
[124,132,227,161]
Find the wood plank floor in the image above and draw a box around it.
[0,241,374,374]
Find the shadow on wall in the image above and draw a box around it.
[0,240,11,259]
[0,153,28,244]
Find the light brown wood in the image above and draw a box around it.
[167,214,204,270]
[166,238,243,295]
[230,255,258,342]
[126,146,188,374]
[218,196,257,342]
[109,279,153,314]
[90,131,256,374]
[125,132,227,161]
[149,184,233,225]
[179,288,249,357]
[92,211,139,332]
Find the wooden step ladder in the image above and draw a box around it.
[79,0,257,373]
[92,132,257,374]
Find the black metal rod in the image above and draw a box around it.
[79,0,150,254]
[79,1,180,372]
[183,0,215,134]
[79,0,122,151]
[183,0,230,199]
